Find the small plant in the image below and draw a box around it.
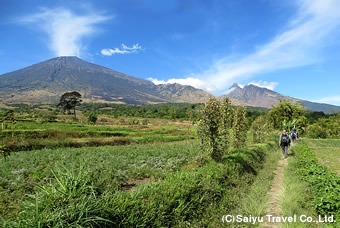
[0,145,10,161]
[142,119,149,125]
[129,119,140,125]
[86,111,98,125]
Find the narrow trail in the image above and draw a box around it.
[262,155,288,228]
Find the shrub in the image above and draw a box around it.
[86,111,98,125]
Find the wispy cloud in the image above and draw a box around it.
[223,81,278,95]
[314,95,340,106]
[198,0,340,92]
[152,0,340,93]
[101,44,143,56]
[148,77,215,92]
[0,49,4,55]
[20,7,110,57]
[248,81,279,90]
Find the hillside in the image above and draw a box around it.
[0,56,211,104]
[223,83,340,114]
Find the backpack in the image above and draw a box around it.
[291,132,296,139]
[281,134,289,146]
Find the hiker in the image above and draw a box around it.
[291,128,298,143]
[279,130,290,159]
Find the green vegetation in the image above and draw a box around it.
[1,99,339,227]
[1,139,279,227]
[192,141,282,227]
[303,139,340,175]
[198,97,249,161]
[0,119,196,152]
[268,100,307,132]
[306,113,340,139]
[0,142,199,222]
[294,142,340,227]
[281,149,319,228]
[232,105,248,148]
[57,91,82,118]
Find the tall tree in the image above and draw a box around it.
[57,91,82,118]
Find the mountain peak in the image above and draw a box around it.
[231,83,241,89]
[0,56,211,104]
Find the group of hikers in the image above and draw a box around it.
[279,128,299,159]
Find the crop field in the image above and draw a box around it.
[303,139,340,175]
[0,117,196,152]
[0,141,200,221]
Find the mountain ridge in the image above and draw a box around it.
[223,83,340,114]
[0,56,211,104]
[0,56,339,113]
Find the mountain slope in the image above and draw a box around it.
[223,83,340,113]
[0,56,211,104]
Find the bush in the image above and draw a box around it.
[87,111,98,125]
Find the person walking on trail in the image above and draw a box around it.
[291,128,298,143]
[279,130,290,159]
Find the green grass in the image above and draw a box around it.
[0,141,199,221]
[0,120,196,152]
[293,143,340,227]
[303,138,340,175]
[280,148,320,228]
[178,141,280,227]
[1,139,280,227]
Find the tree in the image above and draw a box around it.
[57,91,82,118]
[268,100,306,131]
[232,106,248,148]
[197,97,223,161]
[221,97,233,151]
[251,115,270,143]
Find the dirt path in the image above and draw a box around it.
[262,157,288,228]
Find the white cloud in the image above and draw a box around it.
[223,87,235,95]
[101,44,142,56]
[0,49,4,55]
[248,81,279,90]
[198,0,340,92]
[314,95,340,106]
[20,7,110,57]
[148,77,215,92]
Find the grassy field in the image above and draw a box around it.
[291,141,340,227]
[0,141,200,220]
[1,140,279,227]
[6,107,335,226]
[0,110,282,227]
[0,118,196,152]
[303,139,340,175]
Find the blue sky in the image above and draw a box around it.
[1,0,340,105]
